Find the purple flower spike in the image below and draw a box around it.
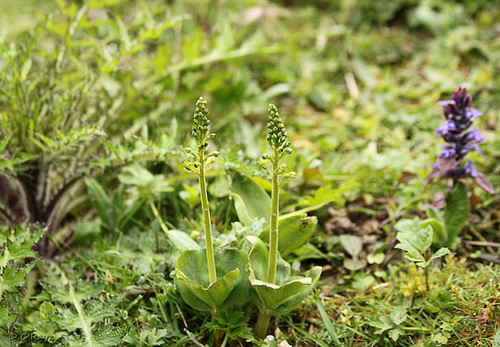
[464,130,484,144]
[439,145,456,158]
[425,86,494,193]
[467,109,483,120]
[435,121,456,137]
[463,160,478,177]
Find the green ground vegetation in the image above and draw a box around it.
[1,0,500,346]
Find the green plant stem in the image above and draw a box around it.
[220,333,229,347]
[255,312,272,339]
[425,265,429,292]
[424,251,430,292]
[199,150,217,284]
[148,196,169,237]
[70,283,93,345]
[267,150,279,284]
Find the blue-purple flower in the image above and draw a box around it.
[425,87,494,194]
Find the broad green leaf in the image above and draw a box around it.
[426,206,442,221]
[250,266,321,316]
[344,258,367,271]
[118,164,172,195]
[293,182,360,216]
[421,218,445,246]
[432,332,450,344]
[209,174,232,197]
[230,173,270,227]
[168,230,200,251]
[292,242,329,262]
[259,214,317,258]
[85,178,117,232]
[339,234,363,258]
[73,221,100,247]
[230,193,253,227]
[352,275,375,292]
[176,268,239,312]
[175,248,250,312]
[443,182,470,249]
[394,218,420,235]
[248,231,321,316]
[245,236,290,285]
[367,252,385,264]
[118,164,155,186]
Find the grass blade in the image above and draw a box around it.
[312,290,341,346]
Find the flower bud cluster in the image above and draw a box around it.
[433,87,484,179]
[192,97,213,146]
[184,97,219,175]
[267,104,292,156]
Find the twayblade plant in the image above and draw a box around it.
[259,104,296,284]
[183,97,219,283]
[250,105,321,339]
[422,86,494,249]
[174,98,250,318]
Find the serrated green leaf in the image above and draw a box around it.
[493,327,500,347]
[390,306,407,325]
[388,328,402,342]
[372,316,393,334]
[414,225,433,254]
[0,261,36,297]
[428,247,450,262]
[395,243,425,263]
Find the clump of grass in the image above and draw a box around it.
[305,255,500,346]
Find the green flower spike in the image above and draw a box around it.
[176,98,250,318]
[251,104,320,340]
[183,97,219,284]
[266,104,292,157]
[261,104,295,285]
